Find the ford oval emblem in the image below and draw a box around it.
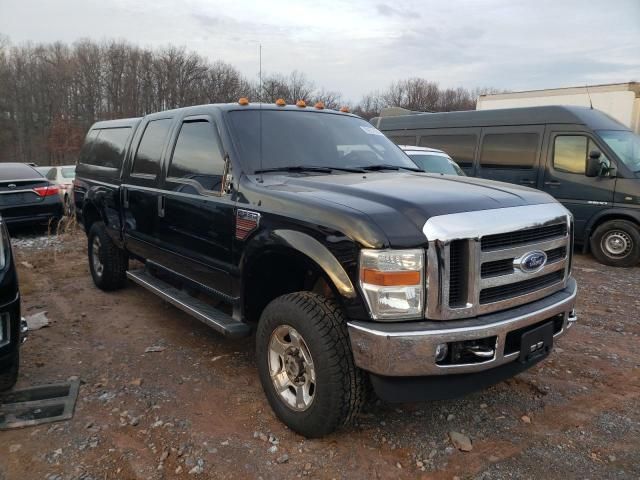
[518,251,547,273]
[8,183,16,189]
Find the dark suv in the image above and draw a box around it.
[75,101,577,437]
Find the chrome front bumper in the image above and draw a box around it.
[347,278,577,376]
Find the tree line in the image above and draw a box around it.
[0,36,499,165]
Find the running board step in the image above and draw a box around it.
[126,269,251,338]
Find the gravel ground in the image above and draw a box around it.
[1,230,638,480]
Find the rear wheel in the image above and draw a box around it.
[88,221,128,290]
[64,195,73,216]
[590,219,640,267]
[0,350,19,391]
[256,292,367,438]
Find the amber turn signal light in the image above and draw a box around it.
[361,269,421,286]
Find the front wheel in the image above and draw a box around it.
[590,220,640,267]
[256,292,367,438]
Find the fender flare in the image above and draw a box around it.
[273,230,357,298]
[242,229,357,299]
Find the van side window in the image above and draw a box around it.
[389,135,417,146]
[90,128,132,169]
[480,133,539,169]
[420,135,476,167]
[168,120,226,192]
[554,136,608,174]
[554,136,587,174]
[132,119,173,176]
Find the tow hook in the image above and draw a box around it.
[20,317,28,344]
[464,345,495,359]
[567,309,578,328]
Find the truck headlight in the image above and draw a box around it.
[359,249,424,320]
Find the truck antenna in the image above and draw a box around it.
[585,83,594,109]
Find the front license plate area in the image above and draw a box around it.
[519,321,553,364]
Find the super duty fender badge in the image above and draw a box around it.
[235,209,261,240]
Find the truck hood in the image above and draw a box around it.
[252,172,558,248]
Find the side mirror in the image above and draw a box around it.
[585,150,603,177]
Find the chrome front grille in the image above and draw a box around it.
[424,204,572,320]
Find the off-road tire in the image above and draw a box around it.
[256,292,367,438]
[590,220,640,267]
[0,350,19,391]
[88,221,128,290]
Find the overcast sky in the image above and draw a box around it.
[1,0,639,100]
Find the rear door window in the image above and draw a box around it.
[132,119,173,177]
[78,129,99,165]
[167,120,226,192]
[479,133,540,169]
[419,134,477,167]
[81,127,131,169]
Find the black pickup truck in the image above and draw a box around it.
[74,101,578,437]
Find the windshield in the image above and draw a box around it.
[407,153,465,176]
[228,110,417,174]
[597,130,640,175]
[61,166,76,179]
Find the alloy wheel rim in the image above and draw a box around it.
[268,325,316,411]
[601,230,632,259]
[92,236,104,277]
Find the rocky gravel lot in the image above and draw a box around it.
[1,229,639,480]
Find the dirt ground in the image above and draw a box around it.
[1,229,639,480]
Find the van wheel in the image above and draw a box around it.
[256,292,367,438]
[88,221,128,290]
[0,350,19,391]
[590,220,640,267]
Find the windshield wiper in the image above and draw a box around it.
[254,166,333,174]
[359,164,422,172]
[254,165,365,174]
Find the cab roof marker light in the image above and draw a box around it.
[314,102,325,110]
[339,106,350,113]
[296,100,306,108]
[238,97,249,106]
[275,98,286,107]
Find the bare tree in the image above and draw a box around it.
[0,36,502,165]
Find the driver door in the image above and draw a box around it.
[541,129,615,239]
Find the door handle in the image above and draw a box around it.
[519,179,535,185]
[158,195,165,218]
[544,180,561,186]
